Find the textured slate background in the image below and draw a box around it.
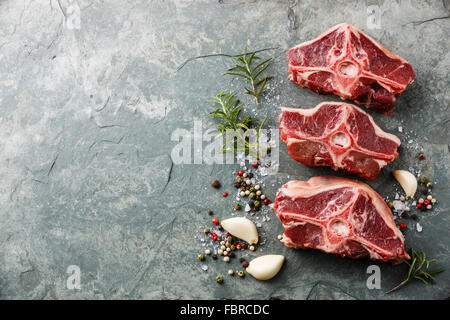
[0,0,448,299]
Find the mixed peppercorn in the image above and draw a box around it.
[201,164,274,284]
[234,166,271,212]
[389,173,438,232]
[199,215,256,283]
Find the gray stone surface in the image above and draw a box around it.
[0,0,448,300]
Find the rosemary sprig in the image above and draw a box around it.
[206,91,270,159]
[386,248,445,294]
[226,46,273,105]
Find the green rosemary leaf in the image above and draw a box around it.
[252,57,272,74]
[386,249,445,294]
[206,91,269,159]
[256,77,268,97]
[226,46,273,105]
[427,268,445,274]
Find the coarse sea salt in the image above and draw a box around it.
[416,223,423,232]
[392,200,405,213]
[201,265,208,271]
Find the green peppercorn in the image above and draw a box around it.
[234,204,241,211]
[227,236,232,242]
[238,271,245,278]
[216,275,224,284]
[420,177,427,184]
[230,245,236,251]
[198,254,205,261]
[254,200,260,207]
[249,192,256,199]
[249,187,256,193]
[387,201,393,208]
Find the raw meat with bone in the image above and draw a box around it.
[273,176,410,262]
[287,23,415,115]
[279,102,400,180]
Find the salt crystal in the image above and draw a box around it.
[398,126,403,133]
[256,223,262,228]
[201,265,208,271]
[259,167,268,176]
[392,200,405,213]
[416,223,423,232]
[395,193,399,200]
[245,204,251,212]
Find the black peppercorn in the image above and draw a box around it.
[242,261,249,268]
[248,173,254,178]
[239,258,246,263]
[208,210,213,215]
[248,201,255,208]
[401,212,409,219]
[411,214,417,220]
[218,225,224,231]
[229,252,235,258]
[212,254,217,260]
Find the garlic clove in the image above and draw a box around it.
[246,255,285,280]
[220,217,258,244]
[392,170,418,198]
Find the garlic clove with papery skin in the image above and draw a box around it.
[392,170,418,198]
[246,255,285,280]
[220,217,258,244]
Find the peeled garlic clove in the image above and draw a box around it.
[246,255,285,280]
[220,217,258,244]
[392,170,418,198]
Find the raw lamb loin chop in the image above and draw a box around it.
[272,176,410,262]
[287,23,415,115]
[279,102,400,180]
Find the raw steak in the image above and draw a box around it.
[287,23,415,115]
[272,176,410,262]
[279,102,400,180]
